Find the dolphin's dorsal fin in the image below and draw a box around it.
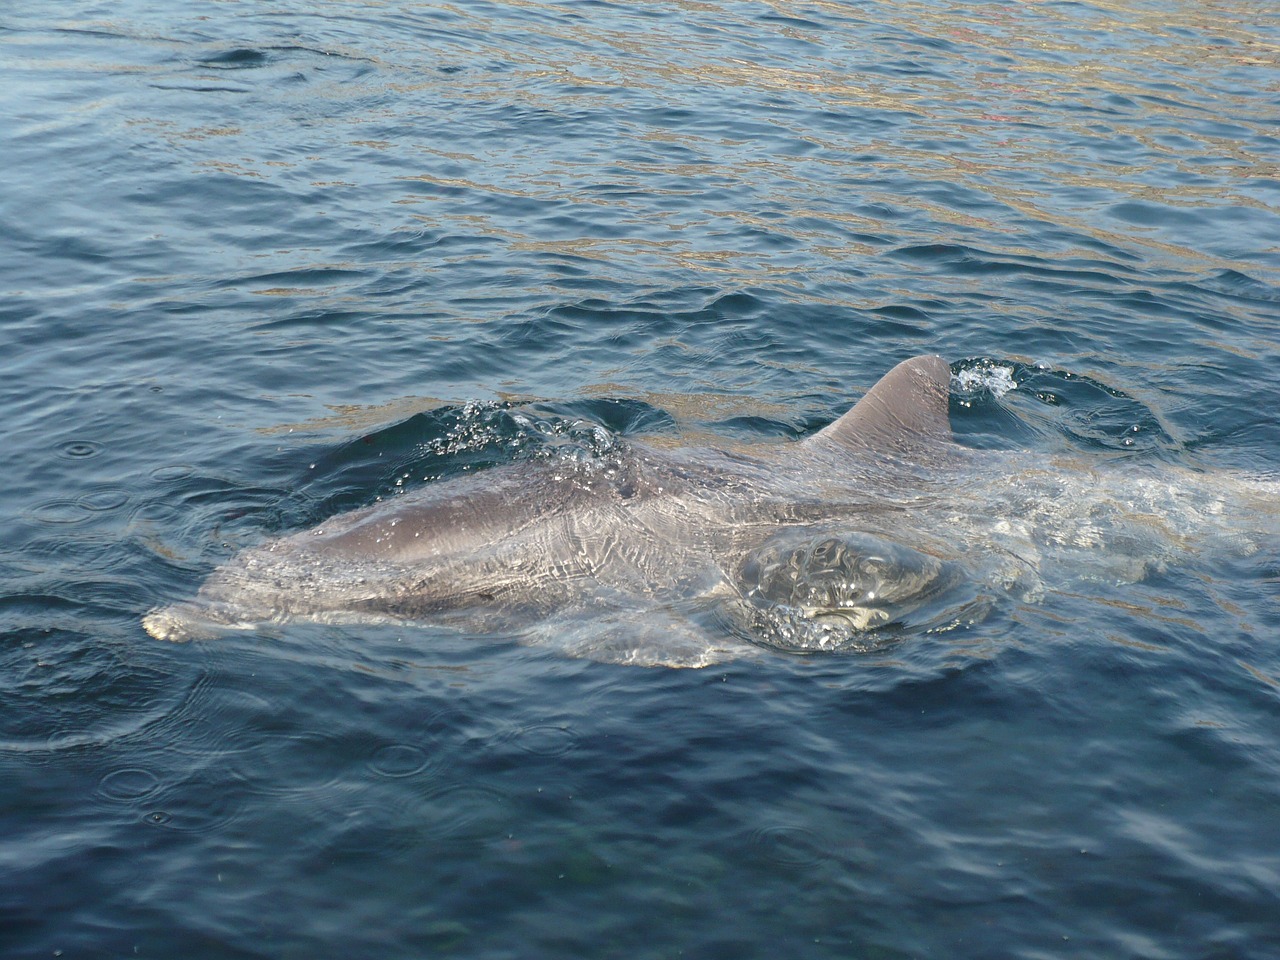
[805,355,953,457]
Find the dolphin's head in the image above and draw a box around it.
[142,600,257,642]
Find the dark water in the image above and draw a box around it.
[3,0,1280,956]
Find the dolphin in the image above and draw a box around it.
[143,356,1275,666]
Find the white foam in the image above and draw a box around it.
[954,364,1017,398]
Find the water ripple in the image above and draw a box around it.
[96,767,162,804]
[57,440,103,460]
[367,742,433,778]
[0,627,198,760]
[508,723,579,758]
[748,824,831,867]
[419,783,513,846]
[141,769,246,833]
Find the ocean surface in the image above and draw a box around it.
[3,0,1279,957]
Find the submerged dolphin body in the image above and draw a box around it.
[143,356,1274,666]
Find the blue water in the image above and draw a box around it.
[3,0,1280,956]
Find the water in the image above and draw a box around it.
[2,0,1279,956]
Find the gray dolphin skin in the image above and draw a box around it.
[143,356,1276,666]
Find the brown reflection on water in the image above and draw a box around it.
[378,0,1276,276]
[82,0,1276,297]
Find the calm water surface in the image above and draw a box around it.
[3,1,1279,957]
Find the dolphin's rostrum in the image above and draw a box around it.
[143,356,1275,666]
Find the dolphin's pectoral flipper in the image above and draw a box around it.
[737,527,967,651]
[805,355,953,457]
